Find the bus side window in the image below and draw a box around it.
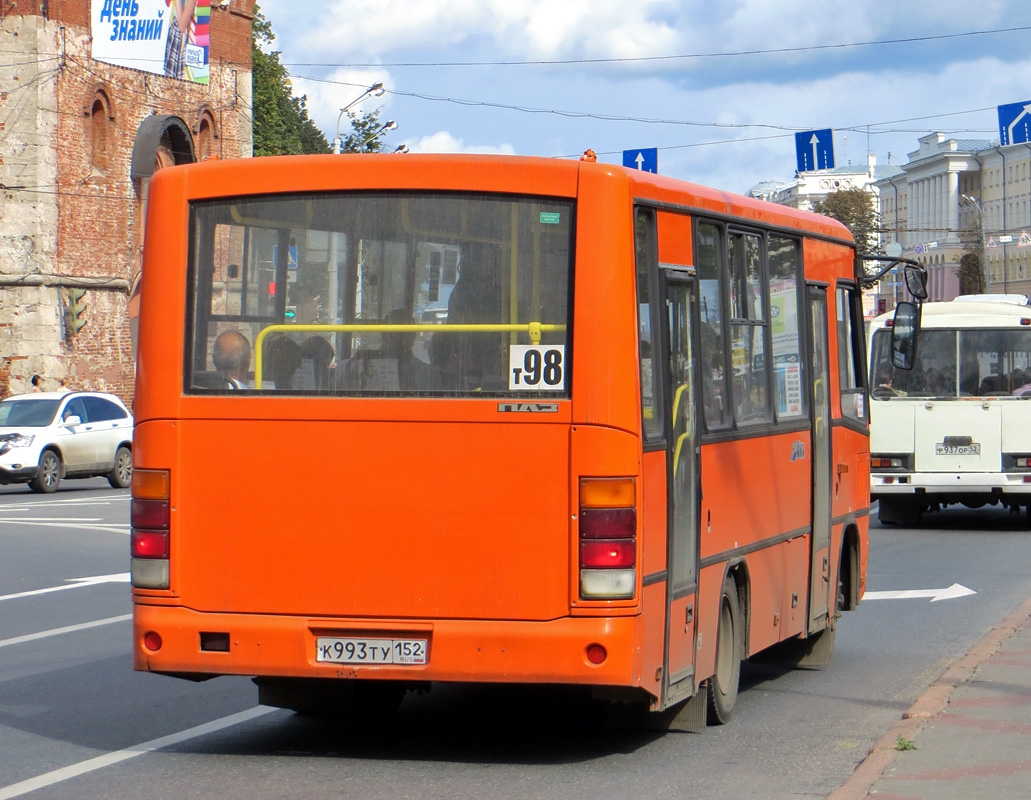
[635,207,663,440]
[836,284,866,420]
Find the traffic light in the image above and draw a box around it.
[64,288,88,336]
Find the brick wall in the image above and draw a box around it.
[0,0,255,406]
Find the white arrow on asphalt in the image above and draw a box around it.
[0,573,130,603]
[864,583,976,603]
[1007,103,1031,145]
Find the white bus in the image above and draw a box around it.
[869,295,1031,525]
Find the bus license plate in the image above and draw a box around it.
[935,443,980,455]
[316,637,427,665]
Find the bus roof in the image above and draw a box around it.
[870,298,1031,331]
[152,152,854,246]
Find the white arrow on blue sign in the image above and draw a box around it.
[795,129,835,173]
[623,148,658,174]
[998,100,1031,146]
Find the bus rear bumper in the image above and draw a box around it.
[132,605,641,688]
[872,472,1031,498]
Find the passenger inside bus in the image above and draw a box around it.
[263,335,301,390]
[335,310,439,392]
[212,330,252,390]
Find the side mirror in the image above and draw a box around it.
[62,415,82,426]
[890,302,921,370]
[904,264,928,300]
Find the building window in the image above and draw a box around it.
[89,91,113,176]
[196,109,218,160]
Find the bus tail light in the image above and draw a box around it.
[132,468,171,590]
[871,457,903,469]
[579,478,636,600]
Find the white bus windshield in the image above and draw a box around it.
[871,328,1031,398]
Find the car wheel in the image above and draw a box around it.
[108,446,132,489]
[29,450,62,493]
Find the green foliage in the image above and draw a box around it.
[251,6,329,156]
[339,109,388,153]
[895,735,918,751]
[813,188,879,256]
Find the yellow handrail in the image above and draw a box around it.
[252,322,566,386]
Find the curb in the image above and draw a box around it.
[826,598,1031,800]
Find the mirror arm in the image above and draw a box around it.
[856,254,924,288]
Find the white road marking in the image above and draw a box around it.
[0,573,131,603]
[0,706,278,800]
[864,583,977,603]
[0,520,128,534]
[0,494,126,509]
[0,614,131,649]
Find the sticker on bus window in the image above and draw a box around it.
[539,212,561,224]
[509,345,565,391]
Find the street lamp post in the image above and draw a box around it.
[332,82,385,154]
[960,194,988,292]
[356,120,398,152]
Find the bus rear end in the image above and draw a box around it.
[131,155,649,714]
[869,299,1031,524]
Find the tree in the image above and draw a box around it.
[339,109,390,153]
[812,188,878,256]
[251,6,388,157]
[957,251,985,295]
[251,6,329,156]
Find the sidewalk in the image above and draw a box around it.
[828,599,1031,800]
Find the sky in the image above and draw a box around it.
[256,0,1031,195]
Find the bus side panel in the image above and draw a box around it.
[741,536,811,653]
[698,432,813,564]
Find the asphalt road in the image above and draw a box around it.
[1,485,1029,800]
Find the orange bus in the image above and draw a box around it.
[132,152,897,728]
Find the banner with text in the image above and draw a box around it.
[91,0,210,84]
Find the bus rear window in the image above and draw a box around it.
[184,192,573,397]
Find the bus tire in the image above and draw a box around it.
[877,496,922,526]
[706,575,743,725]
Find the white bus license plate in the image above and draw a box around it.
[316,637,427,665]
[935,443,980,455]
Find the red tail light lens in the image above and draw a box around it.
[579,507,636,539]
[131,499,169,529]
[132,530,169,559]
[581,539,635,568]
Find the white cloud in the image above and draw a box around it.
[406,131,516,155]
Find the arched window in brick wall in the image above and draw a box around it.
[195,108,219,161]
[87,89,113,177]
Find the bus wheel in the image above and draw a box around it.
[707,576,743,725]
[877,497,922,526]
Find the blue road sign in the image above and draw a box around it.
[623,148,658,173]
[795,129,835,172]
[998,100,1031,146]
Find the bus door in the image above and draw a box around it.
[662,271,700,705]
[806,285,832,630]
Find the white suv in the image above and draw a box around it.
[0,391,134,493]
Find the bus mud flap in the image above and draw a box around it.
[605,683,709,732]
